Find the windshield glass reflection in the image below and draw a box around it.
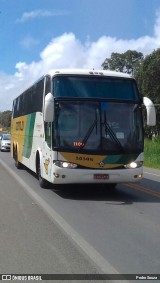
[53,76,139,101]
[54,101,143,153]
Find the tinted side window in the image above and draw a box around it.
[45,75,51,95]
[12,78,44,118]
[32,79,44,112]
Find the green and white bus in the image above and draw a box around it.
[11,69,156,188]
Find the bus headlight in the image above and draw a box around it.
[53,160,78,169]
[125,161,143,169]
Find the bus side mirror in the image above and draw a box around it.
[143,97,156,126]
[44,93,54,122]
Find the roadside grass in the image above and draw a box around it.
[144,139,160,169]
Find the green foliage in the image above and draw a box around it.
[102,50,144,75]
[136,49,160,101]
[0,110,12,128]
[144,139,160,169]
[152,135,160,143]
[136,48,160,136]
[102,48,160,136]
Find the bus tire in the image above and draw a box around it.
[14,148,23,169]
[36,157,48,188]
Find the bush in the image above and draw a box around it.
[144,139,160,169]
[152,136,160,143]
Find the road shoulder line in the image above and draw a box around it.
[0,159,127,281]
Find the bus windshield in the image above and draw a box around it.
[53,75,139,101]
[54,101,143,153]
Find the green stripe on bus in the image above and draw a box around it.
[102,153,139,165]
[23,113,36,159]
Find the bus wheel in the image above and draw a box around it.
[37,159,48,188]
[14,148,23,169]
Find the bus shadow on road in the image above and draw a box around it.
[49,183,136,204]
[23,166,160,203]
[49,181,160,204]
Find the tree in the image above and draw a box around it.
[0,110,12,129]
[101,49,160,137]
[102,50,144,76]
[135,48,160,136]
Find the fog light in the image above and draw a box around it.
[134,174,143,179]
[53,173,60,178]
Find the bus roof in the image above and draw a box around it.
[47,69,133,79]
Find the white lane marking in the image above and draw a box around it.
[144,171,160,177]
[1,160,129,282]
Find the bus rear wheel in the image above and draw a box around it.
[14,148,23,169]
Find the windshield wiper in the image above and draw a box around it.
[78,109,98,150]
[103,113,124,151]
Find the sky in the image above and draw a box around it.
[0,0,160,111]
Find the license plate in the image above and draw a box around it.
[94,174,109,180]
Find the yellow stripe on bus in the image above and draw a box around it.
[60,152,123,169]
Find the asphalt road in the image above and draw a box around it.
[0,152,160,282]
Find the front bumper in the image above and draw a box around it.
[51,167,143,184]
